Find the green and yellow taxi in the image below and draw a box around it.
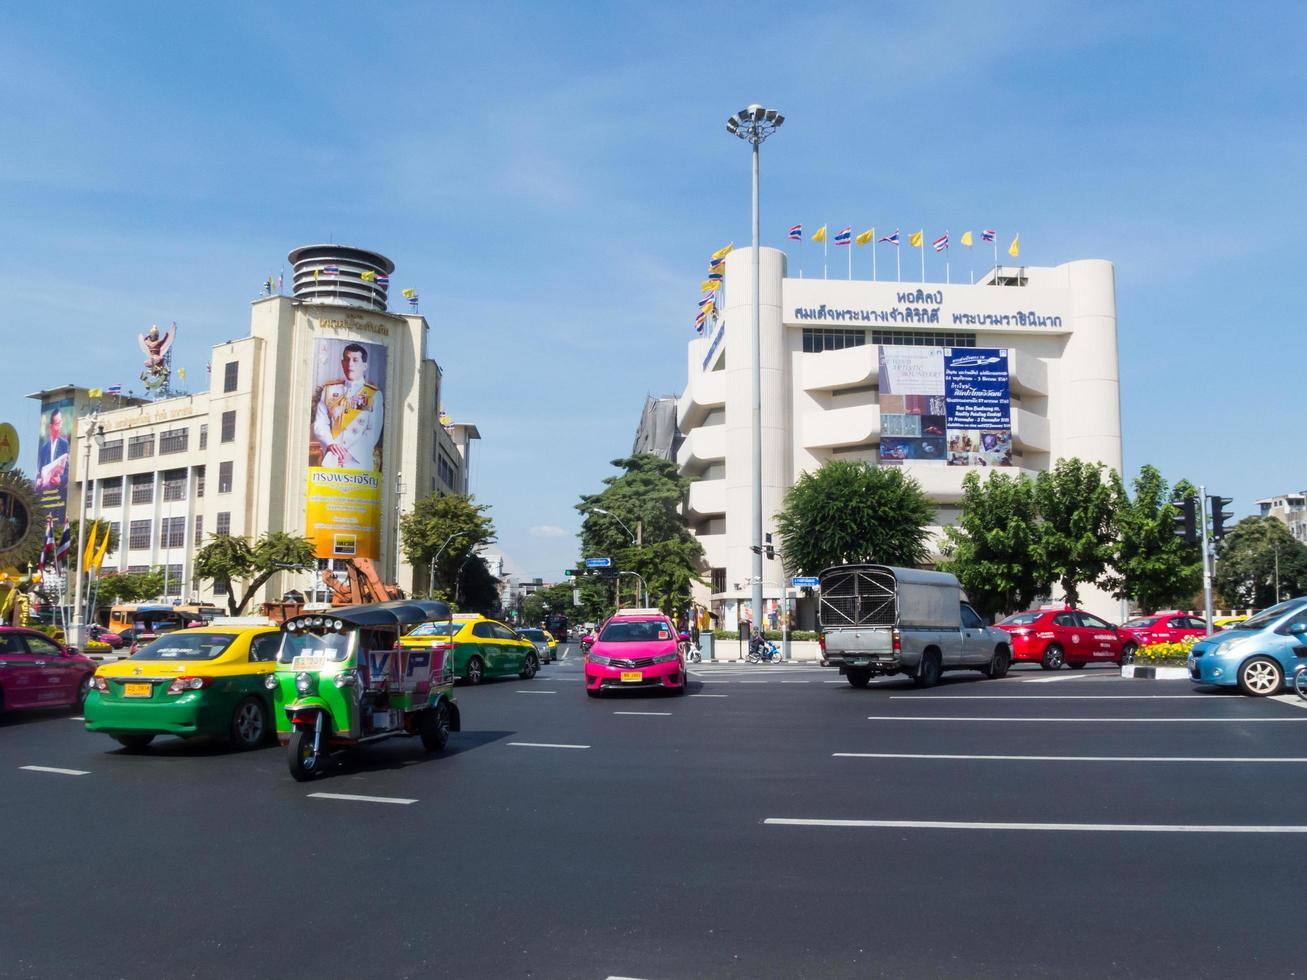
[401,613,538,684]
[85,626,280,751]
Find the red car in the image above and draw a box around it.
[994,606,1129,670]
[1118,611,1208,648]
[0,627,97,712]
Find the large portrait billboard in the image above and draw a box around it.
[35,397,73,523]
[306,338,386,559]
[879,346,1011,467]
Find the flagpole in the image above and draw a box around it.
[823,236,828,280]
[945,231,950,285]
[847,238,852,280]
[919,236,925,283]
[896,245,901,283]
[872,230,877,281]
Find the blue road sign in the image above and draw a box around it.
[791,576,820,587]
[585,557,613,568]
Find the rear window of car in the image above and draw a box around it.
[599,620,673,643]
[520,629,547,641]
[132,633,237,661]
[999,613,1043,626]
[1122,618,1157,629]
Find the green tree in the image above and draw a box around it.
[1032,459,1121,607]
[940,471,1049,618]
[193,531,317,615]
[1213,516,1307,608]
[577,455,703,613]
[454,553,501,616]
[775,461,935,575]
[1105,466,1203,613]
[96,568,166,604]
[521,581,579,626]
[399,494,496,597]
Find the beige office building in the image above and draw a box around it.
[31,245,478,606]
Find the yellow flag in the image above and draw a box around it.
[854,229,874,246]
[909,230,923,247]
[360,270,377,282]
[82,522,98,571]
[88,388,104,398]
[177,367,186,380]
[960,231,974,247]
[710,243,734,260]
[700,280,721,292]
[401,287,417,299]
[1008,234,1020,257]
[314,269,319,282]
[811,225,827,243]
[92,525,111,573]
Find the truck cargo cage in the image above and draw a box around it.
[818,565,897,628]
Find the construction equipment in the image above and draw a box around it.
[261,558,404,624]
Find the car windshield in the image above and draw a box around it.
[999,613,1043,626]
[406,622,458,638]
[1233,600,1307,633]
[599,620,673,643]
[131,632,237,661]
[520,629,546,641]
[277,630,353,664]
[1122,618,1157,629]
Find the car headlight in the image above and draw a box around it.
[295,671,313,694]
[587,652,611,666]
[652,653,679,664]
[264,674,278,690]
[333,671,357,688]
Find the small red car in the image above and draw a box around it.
[994,606,1129,670]
[0,627,97,712]
[1118,611,1208,648]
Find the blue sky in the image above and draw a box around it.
[2,1,1304,579]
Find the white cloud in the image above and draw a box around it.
[529,524,571,540]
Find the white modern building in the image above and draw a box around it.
[31,244,480,606]
[1257,491,1307,542]
[676,247,1123,628]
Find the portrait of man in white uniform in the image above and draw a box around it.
[311,342,384,471]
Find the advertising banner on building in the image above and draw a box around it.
[306,338,386,559]
[35,397,73,522]
[879,346,1011,467]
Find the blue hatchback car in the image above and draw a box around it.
[1188,597,1307,696]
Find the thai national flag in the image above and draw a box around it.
[833,226,852,246]
[106,384,123,395]
[933,233,949,252]
[322,265,341,275]
[375,274,389,285]
[787,224,802,241]
[982,229,996,242]
[878,229,901,246]
[55,521,71,570]
[38,517,54,575]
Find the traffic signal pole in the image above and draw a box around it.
[1199,484,1214,636]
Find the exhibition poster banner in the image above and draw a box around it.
[306,338,386,559]
[878,346,1011,467]
[36,397,73,522]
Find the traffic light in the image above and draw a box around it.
[765,533,775,561]
[1210,496,1234,540]
[564,569,575,577]
[1174,495,1198,544]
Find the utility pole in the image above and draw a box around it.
[1199,484,1214,636]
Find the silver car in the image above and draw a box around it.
[517,627,554,664]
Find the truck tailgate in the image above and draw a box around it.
[824,627,895,656]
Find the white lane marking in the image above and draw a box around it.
[1023,672,1102,683]
[867,715,1307,723]
[833,752,1307,763]
[613,711,672,716]
[507,742,590,750]
[781,680,811,684]
[1272,694,1307,710]
[308,792,417,805]
[68,716,85,721]
[516,690,557,695]
[20,765,90,776]
[765,817,1307,833]
[690,693,728,698]
[607,975,651,979]
[891,695,1207,700]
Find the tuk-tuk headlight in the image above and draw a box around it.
[264,674,278,690]
[333,670,357,688]
[295,671,313,694]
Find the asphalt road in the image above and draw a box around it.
[4,645,1307,979]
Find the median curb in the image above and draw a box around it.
[1120,664,1190,680]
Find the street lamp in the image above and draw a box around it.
[594,508,645,604]
[71,416,105,649]
[726,103,784,639]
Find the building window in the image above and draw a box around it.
[127,433,155,460]
[101,479,123,508]
[870,329,978,348]
[99,439,123,464]
[802,328,867,353]
[101,565,118,577]
[194,514,203,543]
[162,469,187,502]
[216,512,231,536]
[223,361,239,393]
[437,452,457,489]
[159,516,186,549]
[711,568,726,594]
[127,565,148,574]
[159,427,189,454]
[196,466,205,497]
[128,520,152,551]
[108,521,121,542]
[163,564,183,587]
[218,461,233,493]
[199,424,208,450]
[130,473,154,505]
[220,410,236,443]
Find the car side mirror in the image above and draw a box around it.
[1290,622,1307,636]
[679,633,690,642]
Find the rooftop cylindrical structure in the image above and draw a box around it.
[288,244,395,312]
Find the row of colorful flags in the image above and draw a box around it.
[694,242,733,334]
[257,268,416,309]
[87,384,125,398]
[789,224,1022,283]
[36,516,72,580]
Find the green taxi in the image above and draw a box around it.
[401,614,538,684]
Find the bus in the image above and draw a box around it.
[106,603,220,642]
[545,612,569,643]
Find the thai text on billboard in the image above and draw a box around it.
[306,338,386,559]
[36,397,73,523]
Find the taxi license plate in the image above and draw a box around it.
[123,682,153,698]
[620,671,643,683]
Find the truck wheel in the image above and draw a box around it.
[846,668,871,689]
[1041,644,1065,671]
[914,651,942,688]
[983,649,1010,679]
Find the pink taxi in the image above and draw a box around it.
[583,609,687,697]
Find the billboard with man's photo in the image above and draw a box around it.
[36,396,74,523]
[305,338,387,559]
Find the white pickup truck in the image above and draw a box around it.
[818,564,1012,688]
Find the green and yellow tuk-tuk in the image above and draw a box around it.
[268,599,461,781]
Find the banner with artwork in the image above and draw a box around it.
[878,346,1011,467]
[35,397,74,522]
[306,338,386,559]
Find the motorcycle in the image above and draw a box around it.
[746,632,784,664]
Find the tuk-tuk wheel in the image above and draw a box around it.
[419,700,451,752]
[287,730,320,781]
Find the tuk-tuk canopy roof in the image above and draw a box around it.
[322,599,452,629]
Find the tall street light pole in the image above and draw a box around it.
[72,415,104,649]
[727,103,784,638]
